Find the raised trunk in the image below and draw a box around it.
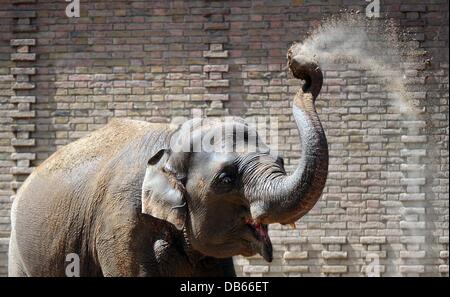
[249,47,329,225]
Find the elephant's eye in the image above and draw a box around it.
[214,169,237,194]
[218,172,233,184]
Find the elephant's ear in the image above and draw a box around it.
[141,149,186,230]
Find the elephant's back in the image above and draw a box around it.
[12,119,172,276]
[41,119,164,173]
[17,118,171,206]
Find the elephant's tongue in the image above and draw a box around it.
[254,223,273,262]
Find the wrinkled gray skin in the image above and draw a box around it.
[9,51,328,276]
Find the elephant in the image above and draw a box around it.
[8,48,328,277]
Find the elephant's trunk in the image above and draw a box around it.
[248,45,329,225]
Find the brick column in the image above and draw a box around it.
[202,9,230,117]
[439,236,449,276]
[320,236,348,276]
[9,0,37,199]
[397,120,428,276]
[282,250,309,276]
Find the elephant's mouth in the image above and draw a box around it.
[245,219,273,262]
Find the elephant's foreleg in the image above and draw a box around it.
[95,227,159,276]
[95,213,194,276]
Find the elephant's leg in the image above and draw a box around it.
[96,211,193,276]
[96,232,195,276]
[95,221,160,277]
[8,198,27,276]
[96,245,151,276]
[192,257,236,277]
[96,236,156,276]
[8,231,28,277]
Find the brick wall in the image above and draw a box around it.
[0,0,448,276]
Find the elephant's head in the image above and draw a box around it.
[141,45,328,262]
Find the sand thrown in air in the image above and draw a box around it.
[289,12,428,116]
[288,12,435,276]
